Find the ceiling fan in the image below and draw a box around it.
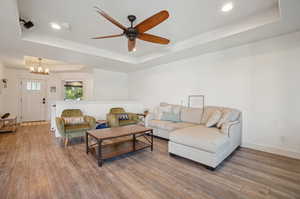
[92,7,170,52]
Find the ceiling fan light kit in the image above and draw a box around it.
[92,7,170,52]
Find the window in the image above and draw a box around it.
[64,81,83,101]
[26,80,41,91]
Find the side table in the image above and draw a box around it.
[0,116,17,133]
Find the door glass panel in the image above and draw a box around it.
[32,81,37,90]
[26,80,41,91]
[36,82,41,90]
[27,81,32,90]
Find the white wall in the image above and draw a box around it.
[0,62,4,113]
[128,31,300,159]
[2,68,129,121]
[93,69,128,100]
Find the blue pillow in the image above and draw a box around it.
[96,123,108,129]
[161,112,180,122]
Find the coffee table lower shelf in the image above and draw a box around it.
[88,139,151,164]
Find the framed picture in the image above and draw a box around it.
[188,95,205,108]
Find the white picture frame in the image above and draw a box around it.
[188,95,205,108]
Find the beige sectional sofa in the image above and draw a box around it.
[145,104,242,169]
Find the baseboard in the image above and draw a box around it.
[242,142,300,160]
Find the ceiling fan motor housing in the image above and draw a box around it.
[125,15,139,40]
[125,27,138,41]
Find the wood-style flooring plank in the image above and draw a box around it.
[0,124,300,199]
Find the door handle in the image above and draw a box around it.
[42,98,46,104]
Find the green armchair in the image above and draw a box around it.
[106,108,139,127]
[56,109,96,147]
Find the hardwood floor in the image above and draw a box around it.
[0,124,300,199]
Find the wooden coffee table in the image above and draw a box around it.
[86,125,153,167]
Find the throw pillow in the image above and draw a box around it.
[217,110,240,128]
[161,112,181,122]
[63,117,85,125]
[159,105,172,113]
[155,105,172,120]
[205,110,222,128]
[118,114,129,120]
[172,105,181,115]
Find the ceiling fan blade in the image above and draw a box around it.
[92,34,124,39]
[134,10,169,33]
[138,33,170,44]
[128,39,136,52]
[94,6,126,30]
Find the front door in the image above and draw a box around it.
[21,79,47,122]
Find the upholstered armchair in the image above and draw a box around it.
[106,108,139,127]
[56,109,96,147]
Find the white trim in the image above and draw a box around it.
[242,142,300,160]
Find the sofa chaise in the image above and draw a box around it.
[145,104,242,169]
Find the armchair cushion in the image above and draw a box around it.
[110,108,126,114]
[61,109,83,117]
[119,120,138,126]
[65,123,90,133]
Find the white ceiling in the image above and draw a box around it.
[18,0,277,56]
[1,0,300,72]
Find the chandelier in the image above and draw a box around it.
[29,58,50,75]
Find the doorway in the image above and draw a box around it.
[20,79,47,122]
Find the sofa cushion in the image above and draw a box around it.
[169,125,230,153]
[201,106,223,125]
[217,108,240,128]
[148,120,196,131]
[180,107,203,124]
[65,123,90,133]
[206,110,222,127]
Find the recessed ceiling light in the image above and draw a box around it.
[221,2,234,12]
[50,22,61,30]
